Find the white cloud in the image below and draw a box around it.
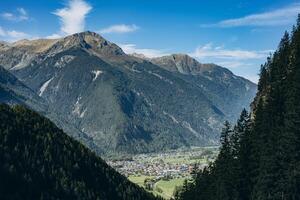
[2,13,14,20]
[119,42,264,83]
[201,3,300,27]
[17,8,26,16]
[0,26,29,41]
[99,24,139,34]
[119,43,168,58]
[190,44,272,83]
[53,0,92,36]
[0,27,5,37]
[190,43,272,60]
[6,30,28,38]
[215,61,251,68]
[244,75,259,84]
[46,33,62,39]
[1,7,29,21]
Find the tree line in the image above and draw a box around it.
[175,15,300,200]
[0,104,162,200]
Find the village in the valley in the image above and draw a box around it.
[108,146,219,197]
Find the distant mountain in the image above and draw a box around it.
[0,31,256,155]
[150,54,217,75]
[148,54,256,121]
[0,104,159,200]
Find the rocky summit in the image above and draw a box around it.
[0,31,256,156]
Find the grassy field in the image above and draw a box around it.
[128,175,186,199]
[154,178,186,199]
[128,175,154,188]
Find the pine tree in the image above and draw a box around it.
[0,104,160,200]
[284,14,300,198]
[175,16,300,199]
[214,121,235,200]
[231,109,251,200]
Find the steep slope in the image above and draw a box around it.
[0,104,159,200]
[150,54,257,120]
[0,65,47,112]
[0,32,256,155]
[0,66,99,154]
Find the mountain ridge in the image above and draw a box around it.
[0,31,257,156]
[133,52,254,85]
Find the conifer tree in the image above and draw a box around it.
[214,121,235,200]
[232,109,251,200]
[175,16,300,200]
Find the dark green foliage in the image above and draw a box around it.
[175,16,300,200]
[0,104,161,200]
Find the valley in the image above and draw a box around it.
[108,146,219,199]
[1,0,298,199]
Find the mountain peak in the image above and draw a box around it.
[56,31,125,57]
[170,53,192,59]
[64,31,104,42]
[150,53,217,75]
[0,31,126,70]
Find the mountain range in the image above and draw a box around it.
[0,31,256,156]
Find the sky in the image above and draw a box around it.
[1,0,300,83]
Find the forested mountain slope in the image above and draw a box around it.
[0,104,160,200]
[175,15,300,200]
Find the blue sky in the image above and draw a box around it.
[1,0,300,83]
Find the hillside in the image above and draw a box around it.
[149,54,256,120]
[0,65,47,112]
[175,16,300,200]
[0,104,160,200]
[0,65,101,154]
[0,32,256,155]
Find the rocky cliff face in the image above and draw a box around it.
[0,31,257,156]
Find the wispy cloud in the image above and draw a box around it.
[6,30,28,38]
[99,24,139,34]
[45,33,62,39]
[119,44,168,58]
[120,42,265,83]
[201,3,300,27]
[0,27,5,37]
[1,8,29,22]
[190,43,272,60]
[215,61,252,68]
[189,44,272,83]
[53,0,92,36]
[245,75,259,84]
[0,26,29,41]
